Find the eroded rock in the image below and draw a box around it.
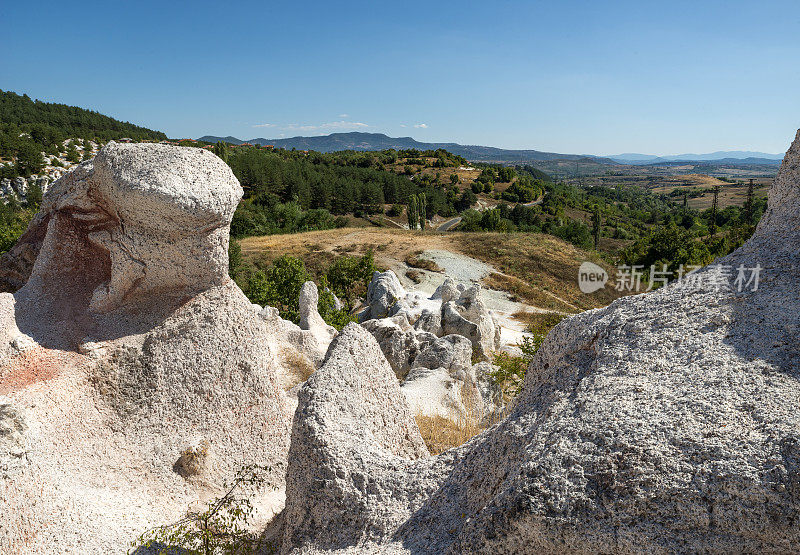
[359,270,407,321]
[0,143,291,553]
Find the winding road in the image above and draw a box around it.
[436,196,543,232]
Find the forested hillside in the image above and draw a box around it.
[218,143,489,237]
[0,89,166,178]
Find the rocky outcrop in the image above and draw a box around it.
[279,131,800,553]
[412,308,442,336]
[258,305,326,374]
[0,143,291,553]
[281,324,430,551]
[401,333,501,422]
[361,314,436,378]
[297,281,337,353]
[411,334,472,373]
[359,270,408,321]
[441,284,500,359]
[430,275,463,303]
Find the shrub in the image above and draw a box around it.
[325,251,376,309]
[132,464,277,555]
[244,255,310,322]
[490,313,565,399]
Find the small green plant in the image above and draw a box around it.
[131,464,276,555]
[490,313,565,398]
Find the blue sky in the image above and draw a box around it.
[3,0,799,155]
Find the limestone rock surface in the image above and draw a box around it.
[411,334,472,373]
[281,323,429,551]
[298,281,336,340]
[361,314,436,378]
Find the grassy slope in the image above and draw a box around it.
[239,228,627,314]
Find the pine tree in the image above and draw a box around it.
[744,178,754,227]
[213,141,229,164]
[709,186,719,238]
[65,141,80,164]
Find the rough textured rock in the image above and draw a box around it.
[298,280,337,352]
[441,285,500,359]
[411,334,472,373]
[360,314,435,378]
[258,305,325,373]
[0,397,27,478]
[430,275,463,303]
[402,344,501,422]
[0,143,291,554]
[412,308,442,336]
[278,131,800,553]
[281,323,430,551]
[400,365,465,419]
[359,270,407,321]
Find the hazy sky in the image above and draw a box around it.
[3,0,799,155]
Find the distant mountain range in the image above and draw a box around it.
[197,132,616,164]
[198,131,782,166]
[609,151,783,165]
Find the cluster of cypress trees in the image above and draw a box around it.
[407,193,427,230]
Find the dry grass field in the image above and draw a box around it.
[239,227,627,314]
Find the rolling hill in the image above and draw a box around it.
[610,150,783,165]
[198,132,617,164]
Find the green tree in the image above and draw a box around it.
[417,193,427,230]
[591,205,601,249]
[213,141,229,164]
[65,141,80,163]
[450,173,459,185]
[325,251,376,310]
[244,255,311,322]
[15,141,44,176]
[25,183,42,209]
[407,195,418,230]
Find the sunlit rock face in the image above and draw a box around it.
[6,142,241,349]
[279,131,800,553]
[0,143,291,554]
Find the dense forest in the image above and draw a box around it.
[219,143,481,237]
[0,89,166,178]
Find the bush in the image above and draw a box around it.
[386,204,403,217]
[325,251,376,310]
[490,313,565,398]
[551,220,593,250]
[243,255,311,322]
[132,464,277,555]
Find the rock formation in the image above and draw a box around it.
[279,130,800,553]
[410,334,472,374]
[441,284,501,359]
[281,324,430,551]
[361,313,436,377]
[0,143,291,553]
[359,269,409,321]
[297,281,337,356]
